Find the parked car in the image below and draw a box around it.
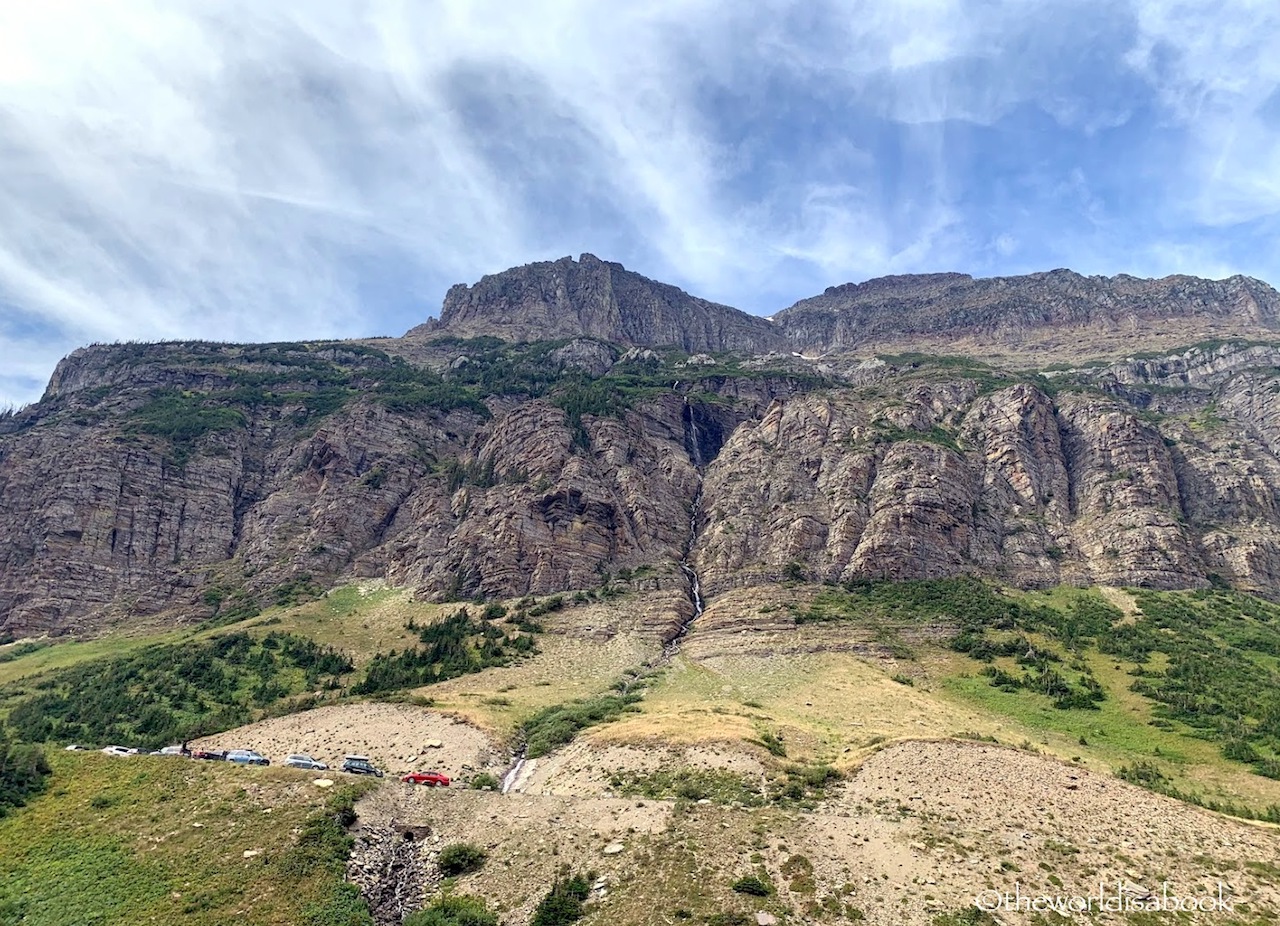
[284,754,328,771]
[226,749,270,766]
[401,771,450,787]
[341,755,384,777]
[100,745,131,757]
[193,749,227,761]
[151,745,186,756]
[64,744,86,751]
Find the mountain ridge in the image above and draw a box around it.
[408,255,1280,357]
[6,257,1280,636]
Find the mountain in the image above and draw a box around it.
[4,260,1280,636]
[774,269,1280,355]
[407,253,787,354]
[7,257,1280,926]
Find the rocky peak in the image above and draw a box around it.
[406,254,787,354]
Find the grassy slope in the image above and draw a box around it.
[0,751,370,926]
[593,584,1280,819]
[6,579,1280,817]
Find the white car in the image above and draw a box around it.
[101,745,131,757]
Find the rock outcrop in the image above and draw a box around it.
[774,270,1280,350]
[407,253,787,354]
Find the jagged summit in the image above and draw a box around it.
[407,253,786,354]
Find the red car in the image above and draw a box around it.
[401,771,451,787]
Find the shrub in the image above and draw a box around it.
[0,734,51,816]
[531,871,593,926]
[438,842,488,877]
[301,882,374,926]
[469,773,499,791]
[521,689,644,758]
[0,631,351,749]
[731,874,773,896]
[404,895,498,926]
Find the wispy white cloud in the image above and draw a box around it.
[0,1,1276,407]
[1125,1,1280,225]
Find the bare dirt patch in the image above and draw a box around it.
[193,702,503,778]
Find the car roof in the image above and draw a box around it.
[344,754,371,761]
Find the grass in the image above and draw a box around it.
[243,584,425,664]
[0,751,374,926]
[0,628,189,686]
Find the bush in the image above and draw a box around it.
[438,842,487,876]
[531,871,593,926]
[352,611,536,696]
[0,734,51,816]
[301,882,374,926]
[469,773,499,791]
[405,895,498,926]
[731,874,773,896]
[521,689,644,758]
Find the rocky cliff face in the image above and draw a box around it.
[407,253,787,354]
[774,270,1280,350]
[6,262,1280,636]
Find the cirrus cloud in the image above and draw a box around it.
[1,0,1277,407]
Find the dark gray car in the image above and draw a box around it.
[341,755,383,777]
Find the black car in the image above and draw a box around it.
[341,755,383,777]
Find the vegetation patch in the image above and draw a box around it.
[0,731,50,816]
[609,768,765,806]
[530,869,595,926]
[1115,589,1280,777]
[404,894,498,926]
[352,609,536,696]
[0,631,352,749]
[730,873,772,896]
[437,842,488,877]
[520,670,655,757]
[0,752,372,926]
[126,390,246,465]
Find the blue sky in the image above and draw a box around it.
[2,0,1279,407]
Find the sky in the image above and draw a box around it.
[2,1,1279,408]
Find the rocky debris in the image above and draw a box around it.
[348,821,429,926]
[193,704,501,778]
[340,739,1280,926]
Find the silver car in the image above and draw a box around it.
[284,753,328,771]
[225,748,270,766]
